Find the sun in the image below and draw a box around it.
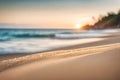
[75,24,83,29]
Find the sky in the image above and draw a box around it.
[0,0,120,28]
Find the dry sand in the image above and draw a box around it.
[0,31,120,80]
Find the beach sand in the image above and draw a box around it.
[0,31,120,80]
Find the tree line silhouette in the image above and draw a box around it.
[82,10,120,30]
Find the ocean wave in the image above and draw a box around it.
[0,32,94,41]
[0,32,56,41]
[0,29,77,41]
[0,29,118,41]
[12,33,55,38]
[0,33,56,41]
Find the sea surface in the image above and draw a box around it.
[0,28,118,54]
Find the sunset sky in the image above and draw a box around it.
[0,0,120,28]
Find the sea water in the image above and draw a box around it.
[0,28,118,54]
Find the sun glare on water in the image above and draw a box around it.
[75,24,83,29]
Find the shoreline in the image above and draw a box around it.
[0,42,120,80]
[0,38,103,61]
[0,30,120,72]
[0,31,119,60]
